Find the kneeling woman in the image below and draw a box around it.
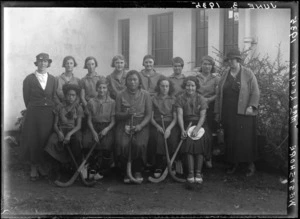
[176,76,211,184]
[115,70,152,183]
[45,84,83,179]
[151,76,179,177]
[82,78,116,180]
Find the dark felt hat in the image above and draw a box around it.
[224,49,242,61]
[34,53,52,65]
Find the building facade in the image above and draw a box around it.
[4,8,291,130]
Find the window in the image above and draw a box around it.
[195,9,208,67]
[224,9,239,55]
[120,19,130,68]
[151,13,173,66]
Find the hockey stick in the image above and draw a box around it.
[126,114,142,184]
[65,143,96,187]
[148,122,192,183]
[161,116,186,183]
[54,141,98,187]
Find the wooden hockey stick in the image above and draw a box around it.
[54,141,98,187]
[65,144,96,187]
[148,122,192,183]
[162,116,186,183]
[126,115,142,184]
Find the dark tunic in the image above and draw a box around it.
[151,94,179,155]
[139,69,162,96]
[176,92,211,157]
[22,73,56,165]
[82,96,115,151]
[80,73,105,102]
[168,73,185,96]
[56,73,81,103]
[44,102,83,163]
[106,70,127,100]
[115,88,152,163]
[221,72,258,163]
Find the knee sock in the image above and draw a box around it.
[195,154,204,175]
[132,158,143,173]
[155,154,164,170]
[187,154,194,177]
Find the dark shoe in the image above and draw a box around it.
[205,159,213,168]
[227,164,238,174]
[30,165,39,181]
[246,163,255,177]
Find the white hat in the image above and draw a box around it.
[187,126,205,140]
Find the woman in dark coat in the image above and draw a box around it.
[215,49,260,176]
[115,70,152,183]
[22,53,57,181]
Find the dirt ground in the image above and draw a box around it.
[2,142,288,217]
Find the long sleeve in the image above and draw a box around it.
[23,76,31,108]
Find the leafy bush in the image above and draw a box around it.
[213,45,289,173]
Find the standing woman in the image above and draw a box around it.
[214,49,260,176]
[106,54,127,100]
[80,56,105,108]
[169,57,185,96]
[115,70,152,183]
[176,76,211,184]
[82,78,116,180]
[196,56,220,168]
[80,56,105,131]
[55,56,81,105]
[22,53,57,181]
[150,76,179,177]
[139,55,162,96]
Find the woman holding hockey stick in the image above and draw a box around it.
[115,70,152,184]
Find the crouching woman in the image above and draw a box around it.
[82,78,116,180]
[45,84,83,179]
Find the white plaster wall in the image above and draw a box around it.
[4,8,115,131]
[250,9,290,62]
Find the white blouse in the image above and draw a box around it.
[35,71,48,90]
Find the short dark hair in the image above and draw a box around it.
[199,55,216,73]
[96,77,109,89]
[142,54,155,66]
[84,56,98,69]
[35,60,51,68]
[154,76,175,96]
[125,70,143,89]
[172,57,184,67]
[62,84,81,96]
[181,76,200,90]
[62,56,78,67]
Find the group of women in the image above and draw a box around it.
[21,50,260,185]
